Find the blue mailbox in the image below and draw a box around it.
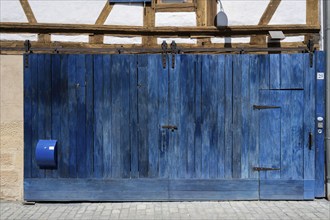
[35,140,57,168]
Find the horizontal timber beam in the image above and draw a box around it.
[0,40,310,55]
[0,23,320,37]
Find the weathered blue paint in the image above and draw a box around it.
[315,51,326,197]
[24,53,324,201]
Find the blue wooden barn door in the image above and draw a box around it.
[24,53,324,201]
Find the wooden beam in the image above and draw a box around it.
[89,2,114,44]
[305,0,319,43]
[250,0,281,45]
[95,2,114,25]
[143,4,156,46]
[0,22,320,37]
[206,0,217,26]
[19,0,37,24]
[306,0,319,26]
[0,40,311,55]
[196,0,210,45]
[155,3,196,12]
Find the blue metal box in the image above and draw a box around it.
[35,140,57,168]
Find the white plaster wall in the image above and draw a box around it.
[157,38,197,44]
[218,0,270,25]
[0,33,38,41]
[29,0,105,24]
[104,3,143,26]
[0,0,27,22]
[104,36,142,44]
[51,35,89,43]
[155,12,196,26]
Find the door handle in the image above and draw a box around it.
[162,125,178,132]
[308,132,313,150]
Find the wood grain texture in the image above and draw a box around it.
[315,51,325,197]
[0,22,320,36]
[23,54,321,201]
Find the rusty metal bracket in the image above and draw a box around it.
[161,41,168,69]
[24,40,31,68]
[307,39,315,68]
[170,41,177,69]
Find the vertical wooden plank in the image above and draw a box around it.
[232,55,242,179]
[130,55,139,178]
[137,54,149,178]
[280,54,291,89]
[147,55,160,178]
[241,55,250,179]
[216,55,226,179]
[103,55,112,178]
[178,55,189,178]
[93,55,104,178]
[68,55,77,178]
[280,54,303,89]
[43,54,52,178]
[186,55,197,179]
[158,54,169,178]
[110,55,121,178]
[224,55,233,179]
[50,54,61,178]
[194,55,202,179]
[280,91,292,179]
[259,55,269,90]
[168,54,181,179]
[121,56,131,178]
[315,51,325,197]
[208,55,219,179]
[44,54,52,140]
[291,53,304,89]
[186,55,197,178]
[24,54,33,178]
[269,54,281,89]
[32,54,44,178]
[303,53,315,184]
[85,55,94,178]
[290,90,304,180]
[259,90,281,180]
[76,55,87,178]
[201,55,210,179]
[59,55,70,178]
[248,55,259,179]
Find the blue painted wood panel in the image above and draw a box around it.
[315,51,326,197]
[23,53,322,201]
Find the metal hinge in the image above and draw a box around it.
[253,167,280,171]
[161,41,168,69]
[170,41,178,69]
[253,105,280,110]
[24,40,31,68]
[307,39,314,68]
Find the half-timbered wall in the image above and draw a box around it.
[0,0,321,47]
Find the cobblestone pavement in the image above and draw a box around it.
[0,199,329,220]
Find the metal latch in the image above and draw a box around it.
[253,167,280,171]
[253,105,280,110]
[162,125,178,132]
